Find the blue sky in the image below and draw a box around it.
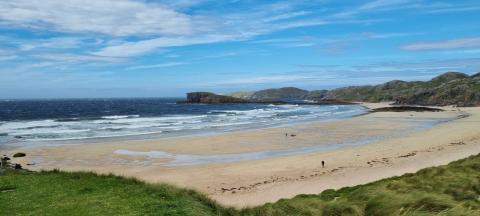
[1,0,480,98]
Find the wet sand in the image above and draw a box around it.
[5,103,480,207]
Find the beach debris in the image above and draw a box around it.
[13,152,26,158]
[1,155,11,167]
[398,152,417,158]
[290,134,296,137]
[367,158,392,166]
[450,141,466,146]
[372,106,443,112]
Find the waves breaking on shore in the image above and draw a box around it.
[0,100,366,145]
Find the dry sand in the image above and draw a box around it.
[5,103,480,207]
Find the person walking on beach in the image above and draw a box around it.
[321,160,325,168]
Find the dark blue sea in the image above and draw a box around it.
[0,98,367,147]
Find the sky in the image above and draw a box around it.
[0,0,480,98]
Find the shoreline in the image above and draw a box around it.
[0,104,368,150]
[4,102,480,207]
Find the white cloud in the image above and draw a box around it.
[333,0,414,18]
[0,0,194,36]
[93,17,331,57]
[359,0,412,10]
[360,32,418,39]
[296,58,480,75]
[262,11,311,22]
[402,37,480,51]
[425,6,480,14]
[0,49,17,61]
[32,53,123,62]
[126,62,187,70]
[0,55,16,61]
[0,1,380,58]
[198,52,239,59]
[93,35,236,57]
[211,75,313,86]
[19,37,83,51]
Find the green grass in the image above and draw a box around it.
[0,169,233,216]
[2,154,480,216]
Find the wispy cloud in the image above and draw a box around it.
[251,31,415,49]
[93,19,332,57]
[126,62,187,70]
[360,32,419,39]
[31,53,123,63]
[93,35,236,57]
[333,0,414,18]
[0,0,400,59]
[0,55,17,61]
[197,52,239,59]
[262,11,312,22]
[425,5,480,14]
[19,37,84,51]
[250,36,322,48]
[296,58,480,75]
[210,75,313,86]
[402,37,480,51]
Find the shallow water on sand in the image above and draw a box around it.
[113,115,455,166]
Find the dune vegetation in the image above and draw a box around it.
[1,154,480,216]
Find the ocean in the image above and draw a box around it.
[0,98,367,148]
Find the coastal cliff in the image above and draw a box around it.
[183,92,351,105]
[185,92,247,104]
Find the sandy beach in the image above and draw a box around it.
[5,102,480,207]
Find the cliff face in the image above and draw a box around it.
[185,92,247,104]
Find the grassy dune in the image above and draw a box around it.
[1,154,480,216]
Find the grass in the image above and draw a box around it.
[0,169,232,216]
[1,154,480,216]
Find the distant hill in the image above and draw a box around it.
[248,87,309,101]
[471,72,480,79]
[229,72,480,107]
[225,91,254,99]
[323,72,480,106]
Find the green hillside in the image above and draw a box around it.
[322,72,480,106]
[232,72,480,106]
[248,87,309,100]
